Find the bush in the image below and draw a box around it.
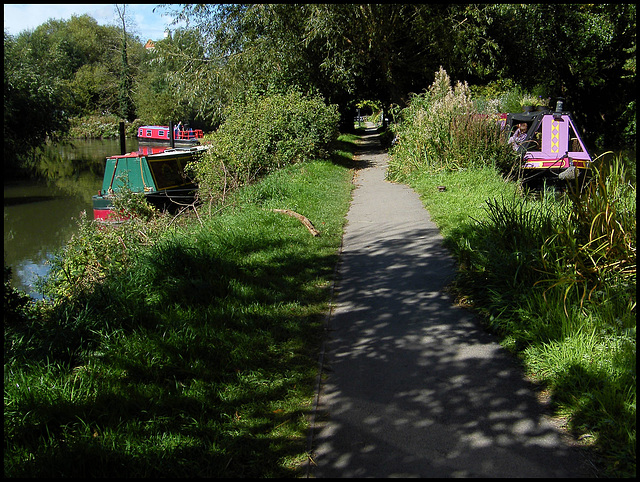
[40,192,169,302]
[190,90,339,206]
[387,67,516,182]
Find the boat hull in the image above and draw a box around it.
[92,187,198,221]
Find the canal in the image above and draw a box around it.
[4,138,123,298]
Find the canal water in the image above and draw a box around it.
[4,138,124,298]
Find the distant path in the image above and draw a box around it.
[307,124,594,477]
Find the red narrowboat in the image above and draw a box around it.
[137,125,204,146]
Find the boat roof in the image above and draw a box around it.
[107,145,210,160]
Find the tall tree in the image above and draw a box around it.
[486,4,636,148]
[4,31,69,174]
[115,4,136,121]
[169,3,633,145]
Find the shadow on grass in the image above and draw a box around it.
[6,221,337,477]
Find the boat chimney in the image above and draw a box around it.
[119,121,126,155]
[555,97,564,113]
[169,120,175,148]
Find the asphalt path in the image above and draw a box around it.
[307,125,594,478]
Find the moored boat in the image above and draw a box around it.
[137,125,204,146]
[501,101,592,184]
[92,145,209,221]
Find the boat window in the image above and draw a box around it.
[146,130,152,137]
[568,123,586,153]
[159,130,166,137]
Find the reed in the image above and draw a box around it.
[537,155,636,315]
[387,67,515,182]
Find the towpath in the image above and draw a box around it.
[307,124,593,477]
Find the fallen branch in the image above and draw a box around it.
[272,209,320,236]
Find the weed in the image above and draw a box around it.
[387,67,515,182]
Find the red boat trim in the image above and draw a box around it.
[523,157,591,170]
[93,208,114,221]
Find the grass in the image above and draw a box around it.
[403,163,636,477]
[384,69,634,475]
[5,123,635,476]
[4,143,355,476]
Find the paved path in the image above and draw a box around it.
[307,126,593,477]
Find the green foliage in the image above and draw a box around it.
[4,32,69,173]
[5,4,636,153]
[4,14,148,173]
[67,114,122,139]
[487,4,636,149]
[537,156,636,314]
[134,28,208,126]
[40,192,165,302]
[4,154,354,477]
[4,265,37,328]
[190,90,339,206]
[387,68,516,182]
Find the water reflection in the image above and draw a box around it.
[4,138,122,298]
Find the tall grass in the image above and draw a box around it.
[538,157,636,314]
[387,67,515,182]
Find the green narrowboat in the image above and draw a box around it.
[92,145,209,221]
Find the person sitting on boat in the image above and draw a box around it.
[508,122,528,151]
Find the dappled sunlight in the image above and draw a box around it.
[309,127,592,478]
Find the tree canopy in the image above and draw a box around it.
[4,3,636,172]
[155,3,635,147]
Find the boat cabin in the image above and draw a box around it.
[93,146,209,220]
[137,125,204,145]
[502,109,592,182]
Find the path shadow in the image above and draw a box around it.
[309,128,595,478]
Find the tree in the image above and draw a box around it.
[153,4,521,131]
[115,4,136,121]
[4,31,69,174]
[485,4,636,149]
[134,29,207,126]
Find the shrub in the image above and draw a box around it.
[41,191,170,302]
[190,90,339,207]
[387,67,516,182]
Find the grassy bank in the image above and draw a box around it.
[67,114,146,139]
[384,68,635,477]
[4,143,355,476]
[404,165,635,477]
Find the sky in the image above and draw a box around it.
[3,4,185,42]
